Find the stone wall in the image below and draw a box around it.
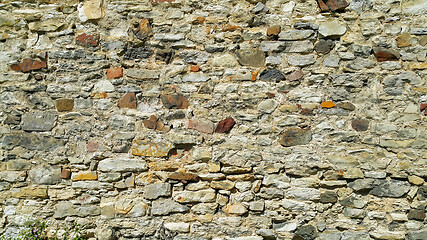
[0,0,426,239]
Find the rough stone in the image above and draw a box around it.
[78,0,104,22]
[10,59,47,72]
[106,67,123,79]
[143,183,171,200]
[173,189,216,203]
[28,19,64,32]
[98,158,148,172]
[287,54,316,66]
[319,22,347,38]
[236,49,266,67]
[56,99,74,112]
[160,94,189,109]
[279,30,314,40]
[351,119,369,132]
[28,165,61,185]
[117,92,137,109]
[22,111,57,132]
[259,68,285,82]
[215,117,236,133]
[189,120,214,134]
[315,40,335,54]
[76,33,99,47]
[294,225,318,240]
[280,128,312,147]
[370,180,411,198]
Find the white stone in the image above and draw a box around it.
[319,22,347,38]
[93,80,114,93]
[212,53,238,67]
[164,222,190,233]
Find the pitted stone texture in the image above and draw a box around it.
[22,111,57,132]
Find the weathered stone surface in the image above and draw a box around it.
[131,139,173,157]
[72,171,98,181]
[173,189,216,203]
[319,22,347,38]
[151,199,189,215]
[160,94,189,109]
[279,30,314,40]
[78,0,104,22]
[126,68,159,80]
[280,128,312,147]
[215,117,236,133]
[178,50,210,64]
[258,99,278,113]
[54,202,100,218]
[236,49,265,67]
[98,158,148,172]
[123,47,153,60]
[351,119,369,132]
[259,68,285,82]
[287,54,316,66]
[169,172,199,181]
[189,119,214,134]
[403,0,427,15]
[10,186,48,199]
[10,59,47,72]
[76,33,99,47]
[117,92,137,109]
[22,111,57,132]
[106,67,123,79]
[28,165,61,185]
[223,203,247,216]
[2,133,64,150]
[373,47,400,62]
[294,225,318,240]
[370,180,411,198]
[315,40,335,54]
[28,19,64,32]
[56,99,74,112]
[143,183,171,200]
[212,54,238,67]
[132,18,152,40]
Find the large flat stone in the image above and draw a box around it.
[21,111,57,132]
[98,158,148,172]
[131,139,173,157]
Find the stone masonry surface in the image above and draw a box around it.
[0,0,426,239]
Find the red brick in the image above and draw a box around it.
[75,33,99,47]
[215,118,236,133]
[10,59,47,72]
[420,103,427,111]
[106,67,123,79]
[117,92,137,109]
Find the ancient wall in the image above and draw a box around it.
[0,0,426,239]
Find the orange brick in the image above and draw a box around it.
[106,67,123,79]
[190,65,199,72]
[321,101,337,108]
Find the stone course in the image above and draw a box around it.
[0,0,426,239]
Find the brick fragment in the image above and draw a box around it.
[117,92,137,109]
[61,168,71,179]
[215,118,236,133]
[10,59,47,72]
[190,65,200,72]
[75,33,99,47]
[106,67,123,79]
[189,120,214,134]
[160,94,189,109]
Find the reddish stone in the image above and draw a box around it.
[160,94,189,109]
[317,0,349,11]
[321,101,336,108]
[215,117,236,133]
[118,92,137,109]
[351,119,369,132]
[221,24,242,32]
[420,103,427,111]
[286,69,304,81]
[374,51,399,62]
[132,18,153,40]
[168,172,199,181]
[56,99,74,112]
[61,168,71,179]
[10,59,47,72]
[189,119,214,134]
[106,67,123,79]
[267,26,281,40]
[75,33,99,47]
[87,142,100,152]
[190,65,199,72]
[144,115,158,129]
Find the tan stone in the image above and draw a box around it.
[131,139,173,157]
[408,175,424,185]
[223,203,247,216]
[11,186,48,199]
[72,171,98,181]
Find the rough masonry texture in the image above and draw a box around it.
[0,0,426,240]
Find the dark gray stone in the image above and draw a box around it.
[124,47,153,60]
[370,180,411,198]
[294,225,318,240]
[1,133,65,151]
[259,69,285,82]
